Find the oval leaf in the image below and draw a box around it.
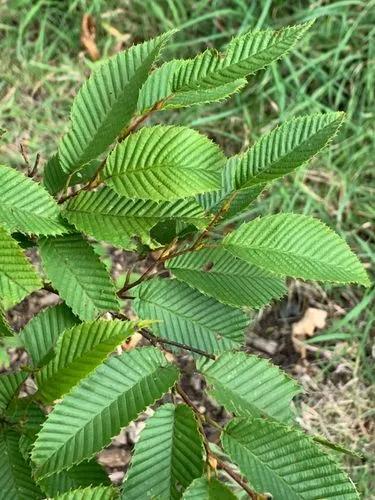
[39,234,120,320]
[223,214,370,285]
[31,347,179,478]
[102,126,225,201]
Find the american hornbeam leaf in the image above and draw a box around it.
[0,226,42,308]
[233,112,345,189]
[39,234,120,320]
[182,477,236,499]
[36,319,137,403]
[122,404,203,499]
[102,125,226,201]
[62,187,209,250]
[19,303,79,368]
[199,352,301,422]
[166,247,286,308]
[43,154,99,196]
[38,460,110,498]
[31,347,179,478]
[0,164,67,235]
[137,21,313,112]
[133,279,249,354]
[0,371,27,413]
[221,418,359,499]
[223,214,370,286]
[196,159,265,219]
[0,430,43,499]
[58,31,175,174]
[137,59,246,112]
[52,486,118,500]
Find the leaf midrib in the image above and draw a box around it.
[105,162,219,180]
[225,243,352,274]
[241,120,338,186]
[64,206,204,223]
[183,28,301,90]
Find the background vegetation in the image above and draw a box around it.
[0,0,374,496]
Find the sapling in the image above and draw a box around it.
[0,21,369,499]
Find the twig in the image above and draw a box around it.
[29,152,40,177]
[118,100,164,142]
[190,191,238,251]
[118,238,177,297]
[140,329,215,360]
[175,385,258,499]
[20,143,30,169]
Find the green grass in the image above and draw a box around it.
[0,0,374,495]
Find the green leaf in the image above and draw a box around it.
[39,460,110,497]
[134,279,249,354]
[138,22,313,112]
[0,371,27,413]
[62,188,208,249]
[43,154,99,196]
[39,234,120,320]
[182,477,236,499]
[0,430,43,499]
[196,158,265,218]
[36,319,136,403]
[51,486,118,500]
[221,418,359,499]
[102,125,226,201]
[58,32,174,173]
[199,352,301,422]
[20,303,79,367]
[223,214,370,286]
[233,112,345,189]
[122,404,203,499]
[31,347,179,478]
[0,226,42,308]
[166,247,286,308]
[0,164,67,235]
[138,59,246,112]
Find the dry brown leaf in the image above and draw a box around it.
[81,14,100,61]
[292,307,328,358]
[122,332,142,351]
[293,307,328,337]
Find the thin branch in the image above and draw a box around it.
[175,385,258,499]
[191,191,238,251]
[140,329,215,360]
[20,143,30,169]
[118,238,177,297]
[158,243,218,263]
[176,384,212,466]
[118,100,164,142]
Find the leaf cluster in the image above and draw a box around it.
[0,21,369,499]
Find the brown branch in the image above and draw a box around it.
[175,385,258,499]
[191,191,238,251]
[118,100,165,142]
[118,238,178,297]
[140,329,215,360]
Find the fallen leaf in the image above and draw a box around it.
[292,307,328,358]
[81,14,100,61]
